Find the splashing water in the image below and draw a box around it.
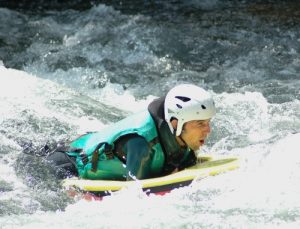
[1,1,300,228]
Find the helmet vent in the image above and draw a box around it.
[175,96,191,102]
[201,105,206,109]
[176,104,183,109]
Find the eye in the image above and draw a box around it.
[197,122,205,127]
[197,121,208,127]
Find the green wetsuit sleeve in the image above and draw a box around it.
[123,135,152,180]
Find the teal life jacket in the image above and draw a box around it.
[67,110,165,180]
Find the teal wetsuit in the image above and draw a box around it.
[46,97,197,180]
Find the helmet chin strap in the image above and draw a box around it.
[173,128,187,148]
[178,135,187,148]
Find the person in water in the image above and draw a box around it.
[46,84,216,180]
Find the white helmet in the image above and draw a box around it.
[164,84,216,136]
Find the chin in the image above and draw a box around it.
[191,146,200,151]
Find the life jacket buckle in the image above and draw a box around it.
[104,144,114,160]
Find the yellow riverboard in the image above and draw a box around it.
[62,155,239,197]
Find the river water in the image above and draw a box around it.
[0,0,300,228]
